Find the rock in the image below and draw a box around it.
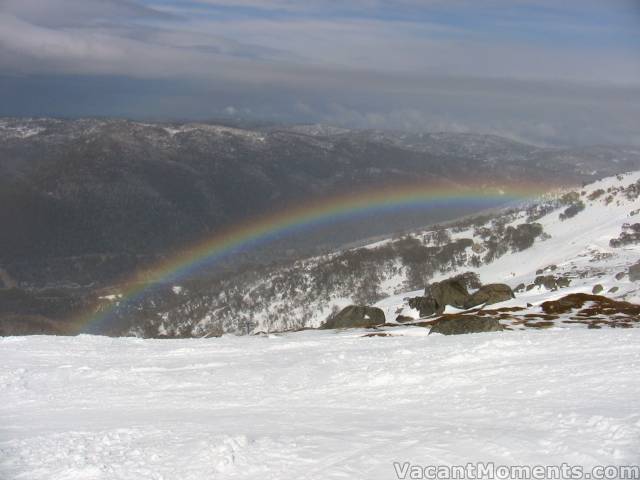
[429,315,504,336]
[629,261,640,282]
[525,284,535,291]
[514,283,526,293]
[556,277,571,288]
[536,269,544,275]
[395,315,415,323]
[534,275,558,290]
[464,283,515,309]
[425,278,470,311]
[408,296,439,317]
[592,284,604,294]
[321,306,385,329]
[541,293,640,319]
[615,271,626,280]
[412,275,480,317]
[608,286,619,294]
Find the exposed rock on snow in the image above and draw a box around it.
[320,305,386,329]
[463,283,514,309]
[408,295,440,317]
[429,314,504,335]
[424,277,470,312]
[407,279,514,318]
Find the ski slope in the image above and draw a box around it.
[2,329,640,479]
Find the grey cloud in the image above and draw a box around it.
[1,0,173,27]
[0,0,638,147]
[2,1,638,86]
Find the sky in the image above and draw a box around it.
[0,0,639,146]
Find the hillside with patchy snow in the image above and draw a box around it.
[110,171,640,337]
[378,171,640,329]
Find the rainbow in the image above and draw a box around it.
[78,180,551,333]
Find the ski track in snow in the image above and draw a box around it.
[1,329,640,479]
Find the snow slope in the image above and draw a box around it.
[472,172,640,295]
[1,330,640,480]
[377,171,640,323]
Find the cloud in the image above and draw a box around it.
[0,0,638,146]
[1,0,638,85]
[1,0,172,27]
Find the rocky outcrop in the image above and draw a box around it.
[429,314,504,335]
[425,278,470,310]
[534,275,558,290]
[412,276,514,316]
[410,277,472,317]
[321,305,385,329]
[464,283,514,309]
[540,294,640,329]
[533,275,571,291]
[408,296,439,317]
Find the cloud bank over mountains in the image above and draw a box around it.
[1,0,639,146]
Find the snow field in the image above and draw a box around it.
[1,329,639,479]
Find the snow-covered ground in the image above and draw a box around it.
[2,329,640,479]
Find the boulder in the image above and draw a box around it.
[615,271,626,280]
[534,275,558,290]
[408,296,439,317]
[592,284,604,294]
[395,315,415,323]
[425,278,470,311]
[321,305,386,329]
[514,283,526,293]
[556,277,571,288]
[464,283,514,309]
[630,261,640,282]
[429,315,504,336]
[608,286,619,294]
